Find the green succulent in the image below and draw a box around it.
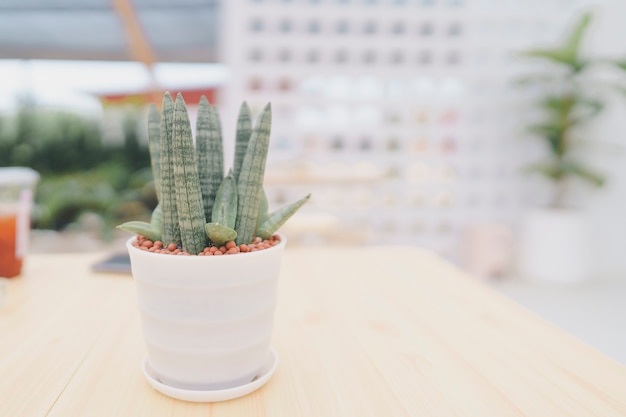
[118,93,310,253]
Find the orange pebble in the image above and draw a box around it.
[219,246,227,254]
[226,241,236,250]
[209,247,218,254]
[214,251,223,256]
[226,247,239,254]
[239,244,249,253]
[204,251,213,256]
[154,241,164,248]
[167,243,177,251]
[141,240,153,248]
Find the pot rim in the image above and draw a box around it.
[126,233,286,261]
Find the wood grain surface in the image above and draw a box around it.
[1,247,625,416]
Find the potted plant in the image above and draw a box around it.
[118,92,309,400]
[517,12,624,283]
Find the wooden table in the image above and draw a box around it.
[1,247,626,416]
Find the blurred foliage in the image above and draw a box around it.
[0,102,150,174]
[0,102,156,237]
[34,164,157,238]
[519,12,626,207]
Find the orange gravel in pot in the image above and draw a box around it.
[132,235,281,256]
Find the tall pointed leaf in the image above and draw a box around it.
[233,102,252,183]
[196,95,224,222]
[256,189,270,232]
[235,103,271,244]
[258,194,311,239]
[211,170,238,229]
[147,104,162,203]
[117,221,161,242]
[173,93,207,254]
[159,92,180,245]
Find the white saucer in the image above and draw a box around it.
[141,348,278,402]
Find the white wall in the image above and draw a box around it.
[586,0,626,279]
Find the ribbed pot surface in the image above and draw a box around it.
[127,235,285,390]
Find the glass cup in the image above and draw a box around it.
[0,167,39,278]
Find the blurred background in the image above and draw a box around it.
[1,0,625,361]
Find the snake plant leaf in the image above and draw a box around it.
[148,104,162,203]
[117,221,161,243]
[257,194,311,239]
[256,189,269,232]
[233,102,252,183]
[150,203,162,233]
[235,103,271,245]
[159,92,181,245]
[196,96,224,221]
[173,93,208,254]
[211,170,237,229]
[205,223,238,247]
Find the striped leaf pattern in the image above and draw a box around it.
[173,93,207,254]
[159,93,181,245]
[195,96,224,222]
[235,103,272,245]
[211,170,238,229]
[206,171,238,246]
[147,104,162,203]
[233,102,252,183]
[256,189,270,232]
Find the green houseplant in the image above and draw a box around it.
[518,11,616,207]
[118,92,309,400]
[119,92,309,252]
[517,12,625,282]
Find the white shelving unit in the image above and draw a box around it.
[220,0,596,260]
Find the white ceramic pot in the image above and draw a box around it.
[518,209,589,283]
[126,235,285,391]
